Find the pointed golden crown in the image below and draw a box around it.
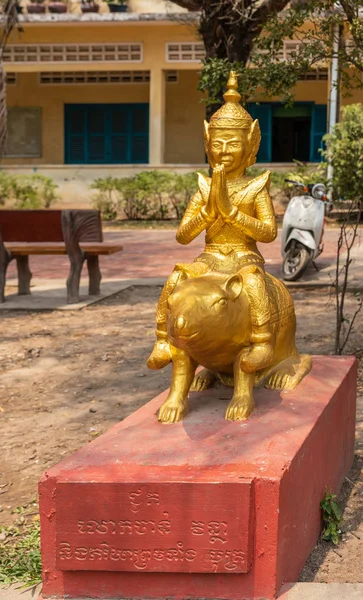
[209,71,253,130]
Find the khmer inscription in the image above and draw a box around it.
[56,481,252,573]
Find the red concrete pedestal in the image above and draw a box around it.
[39,356,357,600]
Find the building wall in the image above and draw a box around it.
[165,70,205,163]
[5,73,150,165]
[253,80,329,105]
[6,19,363,168]
[5,71,205,165]
[3,22,199,71]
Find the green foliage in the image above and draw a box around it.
[119,171,173,220]
[91,165,330,223]
[198,1,363,106]
[91,176,119,220]
[32,175,58,209]
[0,171,14,206]
[320,490,342,546]
[322,104,363,202]
[198,54,312,107]
[0,171,58,209]
[0,503,42,586]
[284,160,328,198]
[284,160,327,186]
[246,166,288,189]
[168,172,201,219]
[90,171,204,221]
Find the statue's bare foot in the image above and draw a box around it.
[240,342,274,374]
[191,368,216,392]
[225,395,254,421]
[158,396,188,424]
[147,340,172,370]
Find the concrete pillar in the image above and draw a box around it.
[149,68,165,165]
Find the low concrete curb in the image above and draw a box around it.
[278,582,363,599]
[0,277,166,311]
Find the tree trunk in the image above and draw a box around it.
[199,3,254,121]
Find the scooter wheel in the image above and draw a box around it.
[282,243,312,281]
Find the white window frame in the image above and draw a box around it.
[166,42,205,63]
[39,70,150,85]
[4,43,144,64]
[5,72,17,85]
[166,70,178,83]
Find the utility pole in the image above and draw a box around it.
[327,9,341,199]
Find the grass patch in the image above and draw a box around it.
[0,502,42,586]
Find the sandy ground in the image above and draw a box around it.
[0,286,362,583]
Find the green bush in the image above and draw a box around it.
[0,171,14,206]
[91,164,331,223]
[322,103,363,202]
[0,171,58,209]
[118,171,173,220]
[168,172,200,219]
[91,176,119,220]
[90,171,204,221]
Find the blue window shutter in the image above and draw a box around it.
[130,105,149,163]
[310,104,327,162]
[65,104,149,165]
[248,103,272,163]
[65,106,86,164]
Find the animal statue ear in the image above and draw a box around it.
[223,274,243,301]
[246,119,261,168]
[203,120,210,156]
[174,264,191,281]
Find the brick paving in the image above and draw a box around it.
[6,228,341,282]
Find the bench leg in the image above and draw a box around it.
[16,256,32,295]
[67,257,84,304]
[87,255,102,295]
[0,244,11,303]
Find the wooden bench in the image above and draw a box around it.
[0,209,123,304]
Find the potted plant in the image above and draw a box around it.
[106,0,127,13]
[81,0,99,13]
[48,0,67,13]
[27,0,46,13]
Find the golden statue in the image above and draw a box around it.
[147,71,311,423]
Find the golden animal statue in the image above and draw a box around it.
[147,71,312,424]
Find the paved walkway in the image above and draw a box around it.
[1,582,363,600]
[3,229,362,310]
[5,228,346,282]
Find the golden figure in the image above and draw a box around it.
[147,71,312,423]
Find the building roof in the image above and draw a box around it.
[16,12,199,24]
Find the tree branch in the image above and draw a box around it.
[339,0,358,23]
[250,0,291,28]
[171,0,202,11]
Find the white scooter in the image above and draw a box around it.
[281,179,330,281]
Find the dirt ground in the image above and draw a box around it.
[0,286,362,583]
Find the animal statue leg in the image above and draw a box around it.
[147,269,184,370]
[147,262,210,370]
[158,347,197,424]
[239,266,274,373]
[225,352,255,421]
[191,368,217,392]
[265,354,312,391]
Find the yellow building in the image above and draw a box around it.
[2,0,362,180]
